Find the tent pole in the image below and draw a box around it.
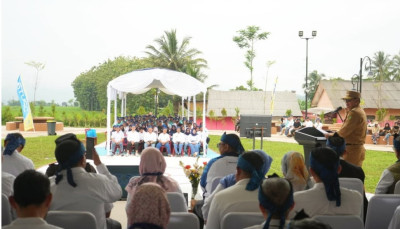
[181,97,184,118]
[124,94,127,116]
[187,96,190,121]
[193,95,197,124]
[120,94,124,118]
[106,87,111,155]
[202,91,207,157]
[114,97,117,124]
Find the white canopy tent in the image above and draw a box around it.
[106,68,208,155]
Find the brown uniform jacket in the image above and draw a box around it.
[338,105,367,145]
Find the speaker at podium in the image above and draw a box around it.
[294,127,327,169]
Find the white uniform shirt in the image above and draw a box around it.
[172,132,185,143]
[138,131,145,141]
[304,120,314,127]
[127,131,140,143]
[2,151,34,177]
[199,129,209,143]
[202,155,239,198]
[2,172,15,197]
[288,182,362,218]
[375,168,395,194]
[111,131,124,143]
[143,132,157,143]
[3,218,62,229]
[158,133,170,143]
[188,134,200,144]
[206,179,260,229]
[49,164,122,229]
[314,122,323,130]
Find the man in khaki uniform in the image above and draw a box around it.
[326,90,367,167]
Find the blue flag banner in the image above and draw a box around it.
[17,76,34,131]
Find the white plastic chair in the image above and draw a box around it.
[365,194,400,229]
[2,194,12,226]
[394,180,400,194]
[221,212,264,229]
[210,176,222,194]
[388,205,400,229]
[45,210,97,229]
[166,192,188,212]
[313,215,364,229]
[339,177,364,219]
[167,212,199,229]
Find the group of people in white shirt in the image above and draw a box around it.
[111,120,209,157]
[280,116,324,137]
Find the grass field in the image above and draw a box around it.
[9,133,395,193]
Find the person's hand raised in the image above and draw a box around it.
[92,148,102,166]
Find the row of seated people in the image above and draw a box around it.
[3,132,400,229]
[111,123,209,157]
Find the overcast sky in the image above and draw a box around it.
[1,0,399,104]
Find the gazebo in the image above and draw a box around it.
[106,68,207,154]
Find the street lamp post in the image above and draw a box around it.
[358,56,373,93]
[299,30,317,118]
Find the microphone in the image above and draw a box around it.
[334,106,342,113]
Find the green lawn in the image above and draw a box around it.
[6,133,395,193]
[208,135,395,193]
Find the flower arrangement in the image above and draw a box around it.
[179,157,208,198]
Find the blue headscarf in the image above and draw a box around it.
[258,179,294,229]
[221,132,244,154]
[310,152,341,206]
[394,136,400,151]
[326,133,346,157]
[3,134,26,156]
[55,142,85,187]
[220,150,273,188]
[237,154,264,191]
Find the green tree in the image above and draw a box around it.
[25,61,45,107]
[136,106,147,115]
[233,26,269,90]
[2,106,14,124]
[392,51,400,81]
[302,70,325,103]
[370,51,392,81]
[51,101,56,118]
[145,29,207,72]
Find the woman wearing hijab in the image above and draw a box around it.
[125,147,182,212]
[281,151,310,192]
[127,183,171,229]
[2,133,34,177]
[202,150,273,221]
[183,128,191,155]
[188,128,201,156]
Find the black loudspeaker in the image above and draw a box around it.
[86,137,95,160]
[106,165,140,199]
[239,115,272,138]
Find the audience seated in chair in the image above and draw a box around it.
[187,129,201,157]
[125,147,182,216]
[375,134,400,194]
[144,127,157,149]
[127,183,171,229]
[49,133,122,229]
[156,127,172,156]
[288,147,362,218]
[244,177,294,229]
[2,133,34,177]
[281,151,311,192]
[206,151,265,229]
[202,150,273,221]
[172,127,185,156]
[4,170,61,229]
[111,125,125,155]
[127,125,141,156]
[326,133,368,219]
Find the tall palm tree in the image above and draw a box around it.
[145,29,207,72]
[370,51,392,81]
[392,51,400,81]
[302,70,325,102]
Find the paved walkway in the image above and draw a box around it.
[1,126,394,152]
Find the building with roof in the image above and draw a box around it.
[205,90,302,130]
[311,80,400,125]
